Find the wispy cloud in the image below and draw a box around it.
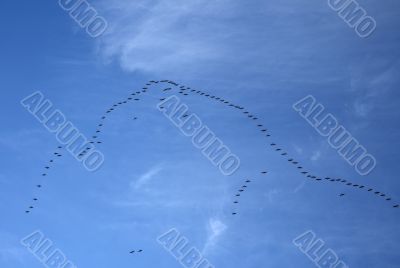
[293,181,306,193]
[350,59,399,117]
[264,188,280,203]
[96,0,235,74]
[293,145,303,155]
[202,218,227,255]
[130,164,163,190]
[0,232,28,265]
[310,150,321,162]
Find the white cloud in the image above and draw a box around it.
[130,164,163,190]
[265,189,279,203]
[350,59,399,117]
[311,150,321,162]
[293,181,306,193]
[293,145,303,155]
[202,218,227,255]
[96,0,236,74]
[0,232,28,264]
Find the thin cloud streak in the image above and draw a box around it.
[131,164,163,190]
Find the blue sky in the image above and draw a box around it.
[1,0,400,267]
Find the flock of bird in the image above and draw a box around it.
[164,81,399,208]
[231,172,269,216]
[25,146,64,214]
[24,79,399,254]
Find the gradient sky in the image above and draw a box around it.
[1,0,400,267]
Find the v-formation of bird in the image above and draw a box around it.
[24,80,399,252]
